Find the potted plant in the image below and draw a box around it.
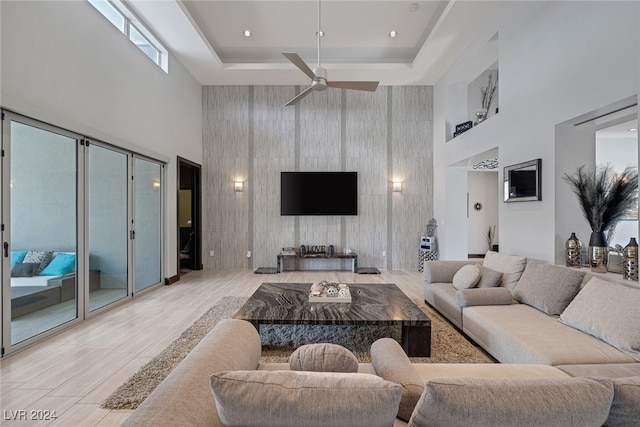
[563,164,638,272]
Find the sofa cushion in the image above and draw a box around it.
[424,260,476,284]
[462,304,635,365]
[407,377,614,427]
[11,262,41,277]
[452,264,481,289]
[289,343,358,373]
[476,265,504,288]
[412,364,569,382]
[560,278,640,361]
[210,370,402,427]
[370,338,424,421]
[456,287,513,307]
[605,376,640,427]
[39,253,76,276]
[482,251,526,291]
[556,363,640,378]
[423,282,463,329]
[10,250,27,269]
[23,250,54,274]
[512,263,585,316]
[122,318,262,427]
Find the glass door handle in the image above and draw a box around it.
[3,242,8,258]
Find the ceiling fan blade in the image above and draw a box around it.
[282,52,317,81]
[327,81,380,92]
[284,86,315,106]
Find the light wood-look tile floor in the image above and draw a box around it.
[1,269,424,426]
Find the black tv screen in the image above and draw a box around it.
[281,172,358,216]
[510,170,537,197]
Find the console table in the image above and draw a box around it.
[277,252,358,273]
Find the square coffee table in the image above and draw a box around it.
[234,282,431,357]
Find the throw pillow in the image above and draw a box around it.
[408,377,613,427]
[560,277,640,361]
[605,376,640,426]
[11,262,40,277]
[456,288,514,307]
[452,264,481,290]
[370,338,424,421]
[482,251,527,291]
[39,253,76,276]
[289,343,359,373]
[210,370,402,427]
[476,265,504,288]
[23,250,54,275]
[512,263,585,316]
[11,250,27,269]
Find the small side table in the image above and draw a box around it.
[418,250,439,272]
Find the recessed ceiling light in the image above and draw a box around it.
[316,31,324,37]
[389,30,398,38]
[242,29,251,37]
[629,128,638,132]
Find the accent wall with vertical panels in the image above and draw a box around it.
[202,85,433,270]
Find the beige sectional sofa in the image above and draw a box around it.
[423,251,640,373]
[122,251,640,426]
[123,316,639,426]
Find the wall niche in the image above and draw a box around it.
[446,32,499,141]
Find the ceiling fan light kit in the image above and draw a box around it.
[282,0,380,106]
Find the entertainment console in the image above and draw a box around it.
[277,252,358,273]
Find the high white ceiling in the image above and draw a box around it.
[127,0,500,86]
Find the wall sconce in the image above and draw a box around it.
[234,181,244,192]
[392,180,402,192]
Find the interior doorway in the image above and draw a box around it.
[177,157,202,274]
[466,150,499,258]
[468,170,499,257]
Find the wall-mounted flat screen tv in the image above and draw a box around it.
[281,172,358,215]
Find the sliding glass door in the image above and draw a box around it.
[87,142,130,311]
[2,111,165,356]
[4,118,79,346]
[134,157,163,292]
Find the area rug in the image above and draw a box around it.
[102,295,493,410]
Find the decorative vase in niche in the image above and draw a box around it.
[565,232,582,268]
[622,237,638,281]
[474,110,487,125]
[588,231,608,273]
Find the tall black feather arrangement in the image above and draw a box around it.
[563,164,638,244]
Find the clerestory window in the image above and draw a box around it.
[88,0,168,72]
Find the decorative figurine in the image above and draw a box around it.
[325,284,338,297]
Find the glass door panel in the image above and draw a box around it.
[88,143,129,311]
[134,157,162,291]
[9,121,78,345]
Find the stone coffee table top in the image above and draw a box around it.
[234,282,430,327]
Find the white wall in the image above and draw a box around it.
[434,1,639,262]
[1,1,203,278]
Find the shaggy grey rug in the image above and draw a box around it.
[102,295,493,410]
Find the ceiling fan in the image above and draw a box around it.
[282,0,379,106]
